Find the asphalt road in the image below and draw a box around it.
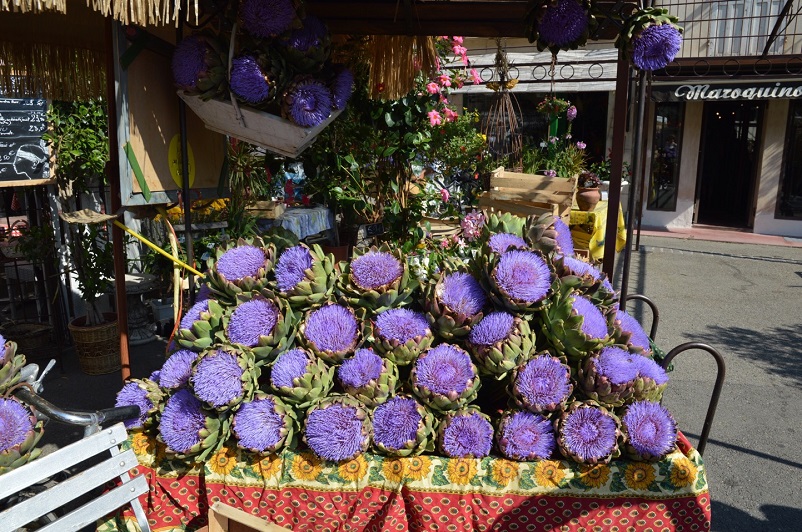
[615,235,802,532]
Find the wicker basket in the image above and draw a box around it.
[0,322,53,354]
[68,313,120,375]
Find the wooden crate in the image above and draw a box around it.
[245,200,285,219]
[199,501,291,532]
[178,92,342,159]
[478,166,576,220]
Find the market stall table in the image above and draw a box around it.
[101,432,710,531]
[257,205,335,242]
[569,200,627,261]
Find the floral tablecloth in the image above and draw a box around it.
[569,201,627,261]
[257,206,334,241]
[99,432,710,531]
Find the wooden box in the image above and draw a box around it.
[178,92,342,159]
[199,501,291,532]
[245,200,286,219]
[478,166,576,221]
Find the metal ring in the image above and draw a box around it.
[753,58,772,76]
[559,64,575,79]
[588,62,605,79]
[692,59,710,77]
[532,65,548,81]
[722,59,740,77]
[663,60,681,77]
[480,67,494,83]
[785,56,802,75]
[508,66,520,80]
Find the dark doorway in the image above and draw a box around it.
[695,101,762,227]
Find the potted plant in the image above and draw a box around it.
[576,169,602,211]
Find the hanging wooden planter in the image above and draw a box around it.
[177,91,342,159]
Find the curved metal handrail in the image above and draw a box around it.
[660,342,726,457]
[622,293,660,341]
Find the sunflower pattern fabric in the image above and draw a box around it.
[99,431,710,531]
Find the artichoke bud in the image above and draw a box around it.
[269,348,334,410]
[175,299,226,352]
[205,237,276,305]
[0,397,45,474]
[0,340,25,395]
[555,400,623,465]
[466,312,537,379]
[372,394,436,457]
[337,244,419,316]
[273,243,338,312]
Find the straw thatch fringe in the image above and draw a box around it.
[368,35,437,100]
[1,0,198,26]
[0,41,106,100]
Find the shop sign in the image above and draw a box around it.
[654,82,802,102]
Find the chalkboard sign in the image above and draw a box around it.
[0,98,51,185]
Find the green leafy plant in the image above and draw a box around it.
[69,224,114,326]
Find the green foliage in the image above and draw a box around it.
[70,224,114,325]
[12,224,56,267]
[427,110,488,179]
[522,137,586,178]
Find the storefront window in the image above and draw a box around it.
[648,102,684,211]
[778,100,802,219]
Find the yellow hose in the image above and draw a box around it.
[111,220,203,277]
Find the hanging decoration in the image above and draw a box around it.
[367,35,438,100]
[616,7,684,72]
[481,39,523,171]
[524,0,596,53]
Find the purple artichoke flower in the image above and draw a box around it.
[494,250,551,303]
[159,389,205,454]
[270,348,310,389]
[284,78,333,128]
[622,400,677,460]
[240,0,296,39]
[496,411,556,461]
[553,217,575,256]
[275,245,313,292]
[616,309,652,354]
[338,348,383,388]
[331,67,354,109]
[0,398,34,452]
[227,298,279,347]
[215,245,267,282]
[191,350,244,408]
[538,0,589,48]
[488,233,528,254]
[233,396,285,453]
[439,410,493,458]
[374,308,430,343]
[373,396,422,452]
[305,402,369,461]
[172,35,208,90]
[468,311,515,346]
[562,256,602,280]
[438,272,487,318]
[572,295,609,339]
[594,346,642,385]
[566,105,577,122]
[160,349,199,389]
[149,370,161,383]
[230,55,271,104]
[350,251,403,290]
[632,24,682,72]
[0,333,6,345]
[303,304,359,355]
[195,284,213,303]
[414,344,475,396]
[285,15,328,51]
[512,355,572,413]
[636,356,669,386]
[115,382,153,429]
[179,299,210,330]
[559,405,620,463]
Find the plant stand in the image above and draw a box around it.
[124,274,160,346]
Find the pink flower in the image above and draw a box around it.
[454,77,465,89]
[452,45,467,57]
[460,53,469,66]
[440,188,450,202]
[428,110,442,126]
[444,108,459,122]
[426,82,439,94]
[452,36,464,45]
[470,68,482,84]
[439,95,449,104]
[440,239,450,249]
[577,141,587,150]
[438,74,452,87]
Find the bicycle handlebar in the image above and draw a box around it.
[13,387,141,428]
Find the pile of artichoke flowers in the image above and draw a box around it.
[117,212,678,466]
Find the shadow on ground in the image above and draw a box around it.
[713,501,802,532]
[692,324,802,388]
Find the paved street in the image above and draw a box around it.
[616,235,802,532]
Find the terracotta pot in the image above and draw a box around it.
[576,187,601,211]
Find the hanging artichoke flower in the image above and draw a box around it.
[337,348,398,407]
[616,8,683,72]
[115,377,163,430]
[337,245,418,315]
[225,293,296,363]
[424,270,487,340]
[487,233,528,255]
[526,214,575,257]
[496,410,556,461]
[158,389,231,461]
[482,211,527,239]
[555,401,622,464]
[509,353,573,414]
[411,344,480,412]
[278,15,332,73]
[0,397,45,474]
[172,33,228,100]
[366,308,434,366]
[175,299,225,352]
[0,336,24,395]
[233,393,297,454]
[229,54,275,106]
[205,238,276,304]
[554,256,618,315]
[620,400,677,462]
[612,308,653,356]
[299,303,360,364]
[159,349,200,389]
[273,244,337,311]
[281,75,334,128]
[530,0,594,53]
[484,249,556,314]
[540,282,612,362]
[303,394,372,462]
[190,346,259,412]
[372,395,436,457]
[437,407,494,458]
[240,0,298,39]
[269,348,334,409]
[466,311,536,378]
[329,64,355,110]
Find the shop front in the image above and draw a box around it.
[644,80,802,238]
